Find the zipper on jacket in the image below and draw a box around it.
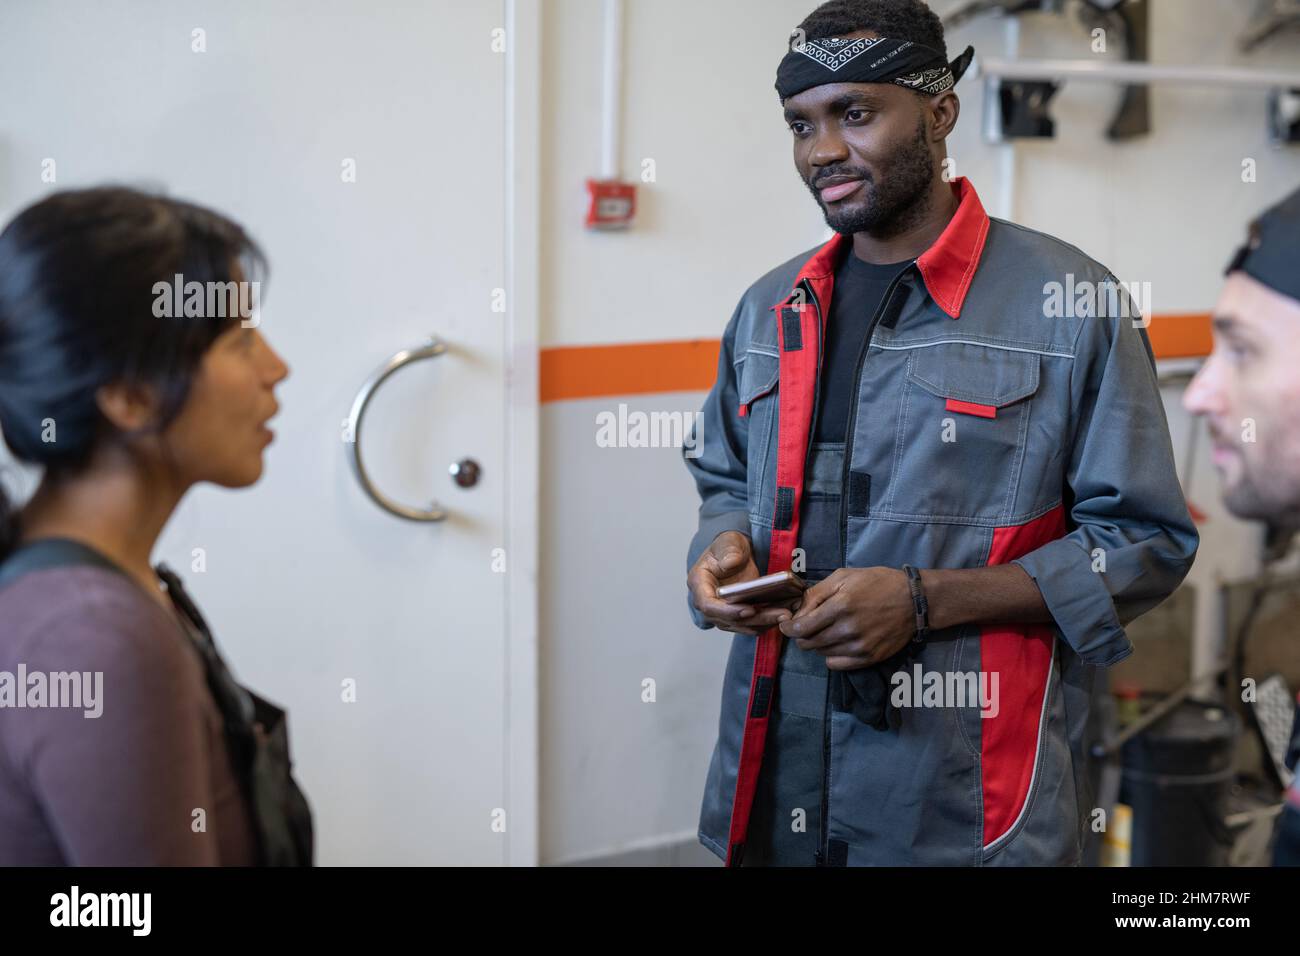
[798,278,826,459]
[821,261,915,864]
[794,277,833,866]
[818,673,832,865]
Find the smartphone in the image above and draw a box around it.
[718,571,808,605]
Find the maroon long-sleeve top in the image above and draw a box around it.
[0,565,257,865]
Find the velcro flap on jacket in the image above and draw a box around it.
[907,345,1040,411]
[736,349,780,417]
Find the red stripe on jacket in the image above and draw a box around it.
[980,504,1068,846]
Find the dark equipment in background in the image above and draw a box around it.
[943,0,1152,141]
[1240,1,1300,146]
[1239,0,1300,52]
[1232,524,1300,791]
[1077,0,1151,140]
[999,79,1060,137]
[1089,676,1244,867]
[1087,519,1300,866]
[1250,673,1296,787]
[1270,88,1300,144]
[1119,700,1240,866]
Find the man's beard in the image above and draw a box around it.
[807,117,936,237]
[1219,436,1300,526]
[1224,465,1300,526]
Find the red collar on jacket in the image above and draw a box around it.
[777,177,991,320]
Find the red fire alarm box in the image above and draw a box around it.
[585,179,637,230]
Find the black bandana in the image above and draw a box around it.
[1226,185,1300,305]
[776,35,975,102]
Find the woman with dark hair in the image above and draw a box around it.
[0,187,312,865]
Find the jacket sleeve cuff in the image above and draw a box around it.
[692,510,752,560]
[1012,539,1133,666]
[687,509,752,630]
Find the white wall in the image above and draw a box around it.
[0,0,514,865]
[538,0,1300,864]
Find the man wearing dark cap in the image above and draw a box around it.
[1182,186,1300,866]
[684,0,1198,866]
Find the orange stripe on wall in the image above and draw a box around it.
[540,339,721,403]
[1146,313,1213,360]
[540,314,1212,403]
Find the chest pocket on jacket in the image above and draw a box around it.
[887,344,1040,523]
[737,348,780,524]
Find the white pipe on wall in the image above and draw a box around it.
[600,0,625,180]
[995,18,1020,224]
[978,56,1300,90]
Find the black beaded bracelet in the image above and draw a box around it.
[902,564,930,643]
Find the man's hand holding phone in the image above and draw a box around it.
[687,531,803,636]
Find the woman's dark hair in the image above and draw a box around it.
[0,187,267,558]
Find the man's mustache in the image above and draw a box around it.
[810,170,872,190]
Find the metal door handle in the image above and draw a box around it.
[346,336,450,522]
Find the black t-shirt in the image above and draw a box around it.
[813,251,911,444]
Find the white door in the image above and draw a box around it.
[0,0,533,865]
